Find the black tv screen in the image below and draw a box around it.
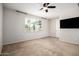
[60,17,79,28]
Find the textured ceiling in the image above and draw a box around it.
[3,3,78,19]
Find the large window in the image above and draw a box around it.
[25,19,42,32]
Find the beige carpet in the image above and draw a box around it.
[2,37,79,56]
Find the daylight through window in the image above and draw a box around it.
[25,19,42,32]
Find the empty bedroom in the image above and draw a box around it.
[0,3,79,56]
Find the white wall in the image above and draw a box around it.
[59,7,79,44]
[48,17,60,38]
[0,4,3,53]
[60,29,79,44]
[3,8,49,45]
[49,19,56,37]
[49,6,79,44]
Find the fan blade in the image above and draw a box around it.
[40,8,43,10]
[43,3,46,7]
[48,6,56,8]
[47,3,50,5]
[45,9,48,12]
[43,3,50,7]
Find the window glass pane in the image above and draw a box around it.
[25,18,42,32]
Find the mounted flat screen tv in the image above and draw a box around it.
[60,17,79,28]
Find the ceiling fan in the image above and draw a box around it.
[40,3,56,12]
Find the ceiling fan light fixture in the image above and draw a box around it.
[43,7,48,10]
[40,3,56,12]
[45,9,48,12]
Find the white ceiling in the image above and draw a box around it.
[3,3,78,19]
